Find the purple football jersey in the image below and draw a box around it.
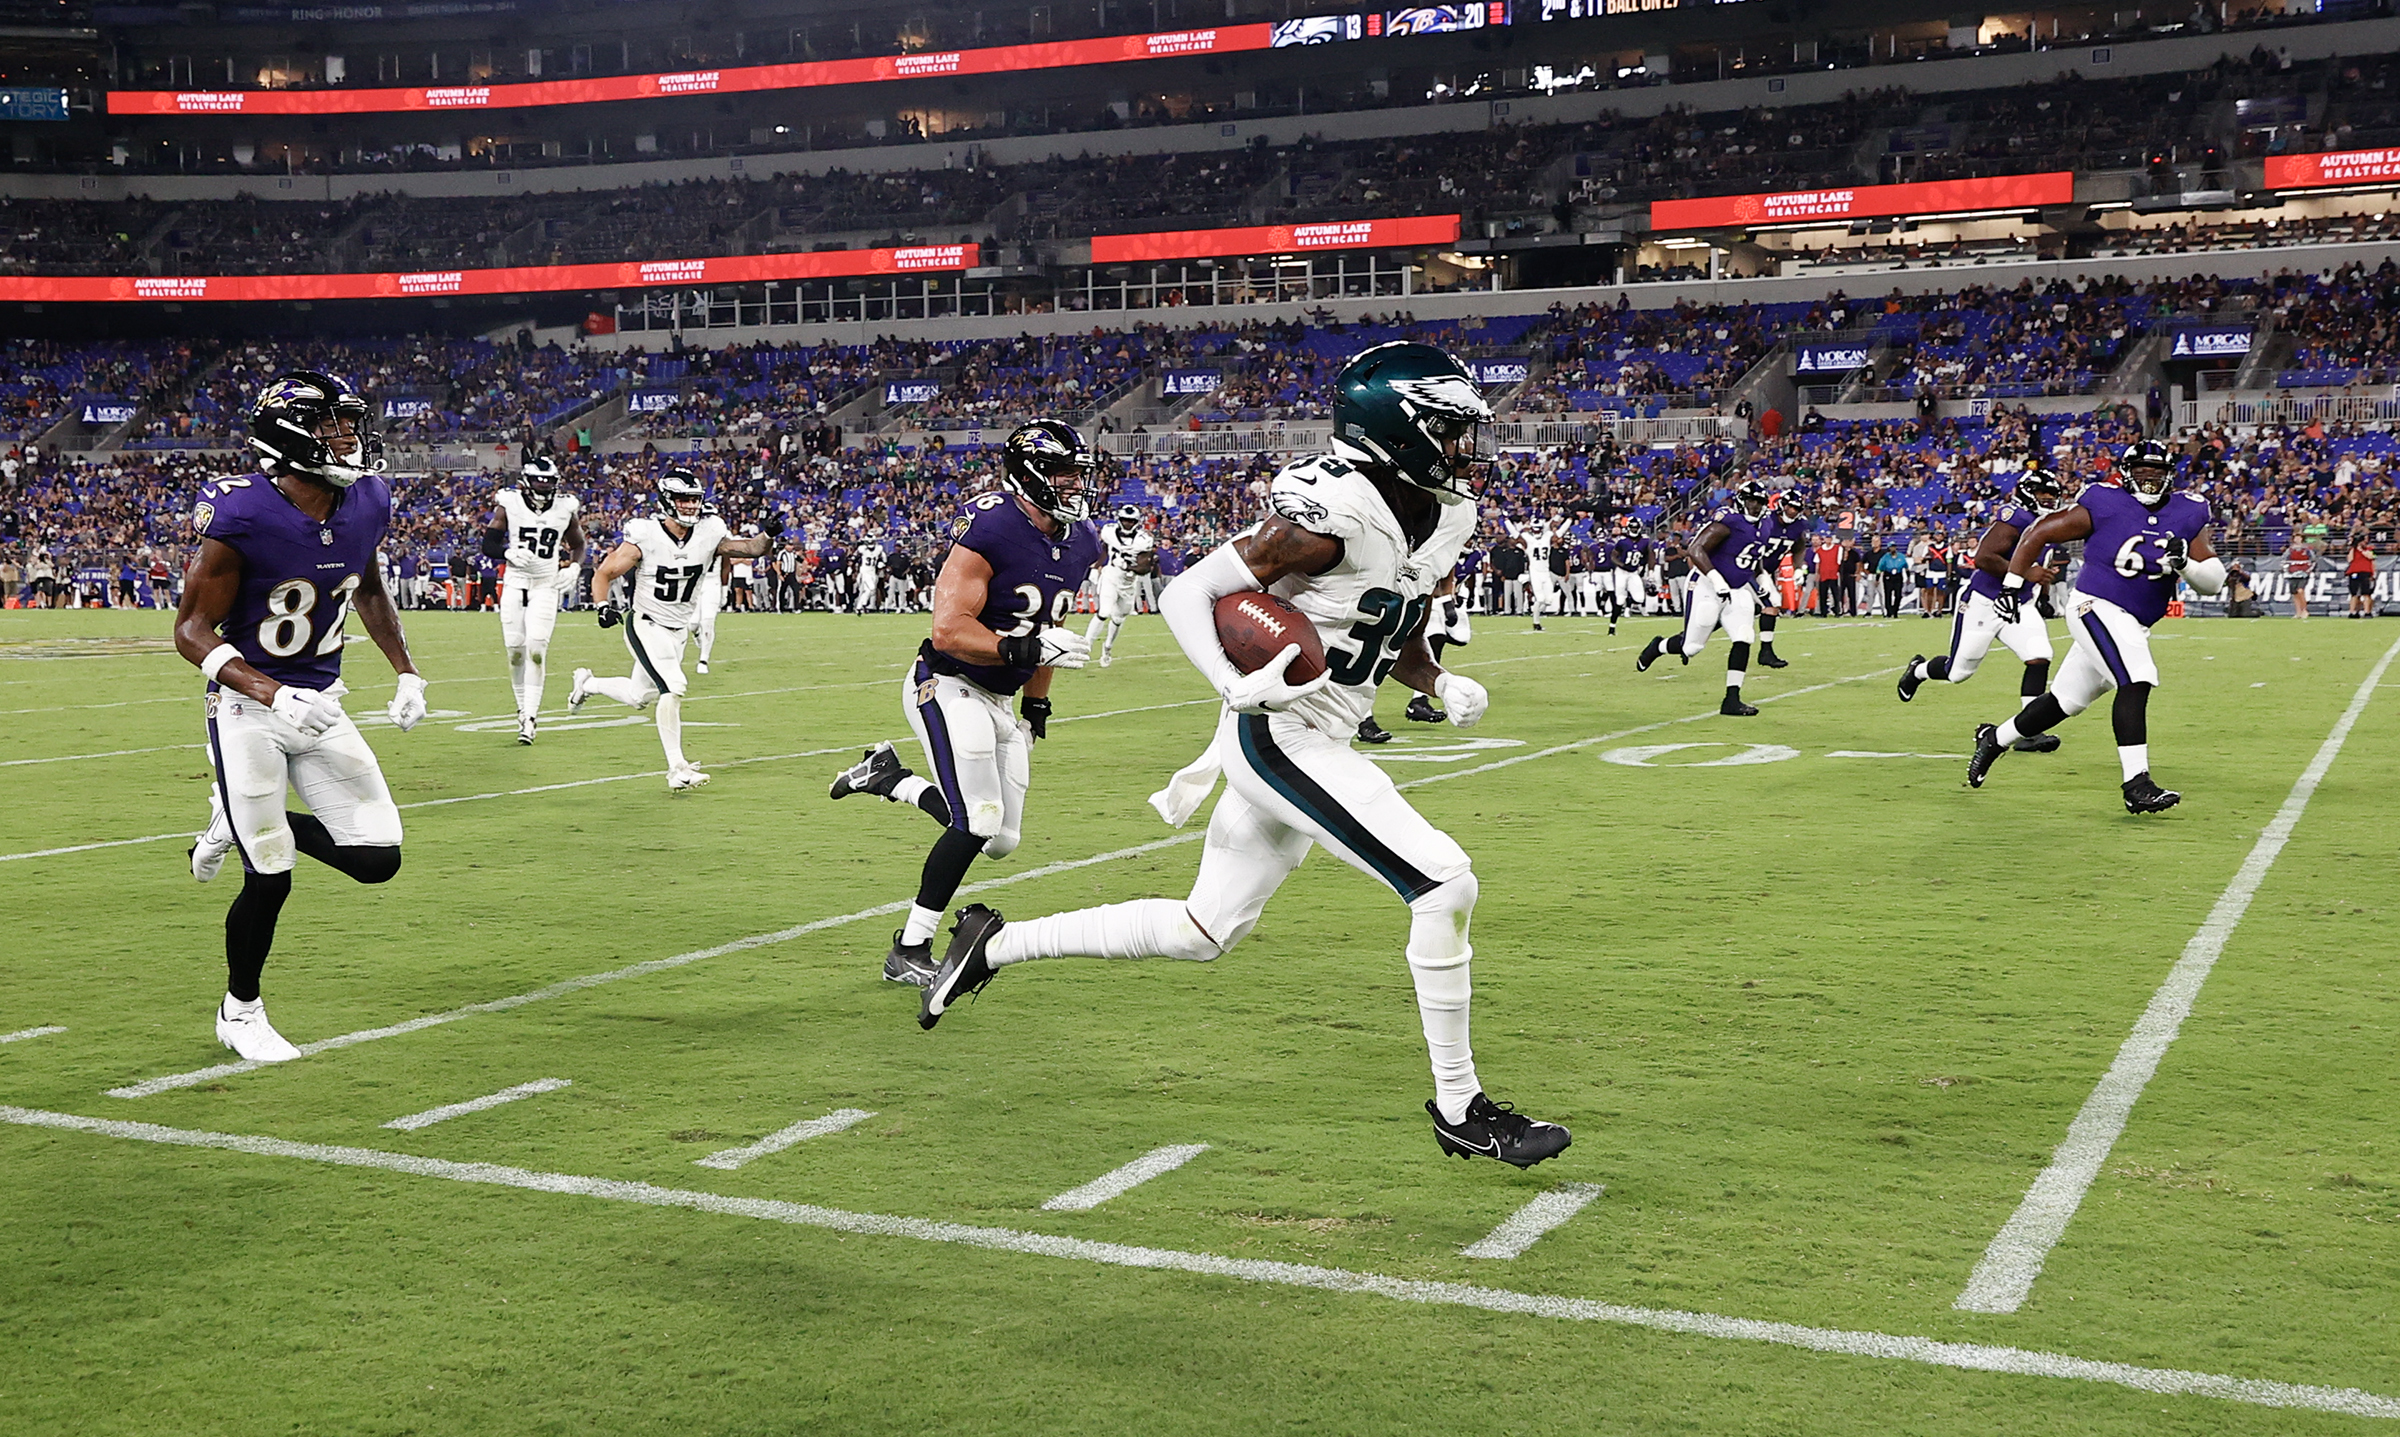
[925,490,1101,695]
[1705,506,1774,586]
[2073,483,2213,627]
[1609,536,1647,571]
[1966,504,2049,601]
[192,472,391,689]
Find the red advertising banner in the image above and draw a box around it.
[1091,214,1462,262]
[2264,149,2400,190]
[108,25,1275,115]
[1650,172,2075,230]
[0,245,972,303]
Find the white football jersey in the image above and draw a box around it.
[1261,453,1476,732]
[624,513,730,629]
[1517,520,1554,565]
[496,488,581,583]
[1103,523,1155,573]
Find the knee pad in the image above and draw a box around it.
[964,799,1006,841]
[507,646,527,663]
[243,820,298,876]
[979,824,1020,860]
[350,798,404,850]
[1406,870,1479,966]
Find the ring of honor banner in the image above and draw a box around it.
[110,26,1277,114]
[2264,149,2400,191]
[1650,172,2073,230]
[1090,214,1460,262]
[0,244,972,303]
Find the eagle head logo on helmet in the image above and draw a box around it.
[249,370,382,489]
[1331,341,1493,504]
[656,467,707,527]
[1000,419,1097,524]
[521,454,562,508]
[2119,440,2177,508]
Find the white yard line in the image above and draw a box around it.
[383,1078,572,1132]
[1041,1144,1210,1211]
[1955,631,2400,1316]
[0,743,205,768]
[3,1105,2394,1422]
[694,1109,878,1170]
[0,1025,67,1044]
[1460,1183,1606,1258]
[104,667,1896,1096]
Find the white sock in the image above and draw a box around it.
[1727,668,1746,689]
[1996,718,2024,746]
[656,694,689,769]
[892,775,935,807]
[1105,618,1125,653]
[1407,887,1480,1125]
[2118,743,2149,782]
[522,649,546,717]
[986,899,1215,966]
[2018,693,2035,710]
[508,648,530,714]
[221,993,261,1017]
[1911,658,1930,682]
[901,902,944,947]
[586,674,647,707]
[1084,616,1103,651]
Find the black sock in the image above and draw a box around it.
[2020,661,2049,700]
[1726,642,1751,688]
[1427,634,1450,664]
[1760,616,1778,644]
[225,868,293,1002]
[2112,682,2151,747]
[914,827,986,914]
[2012,692,2068,737]
[911,787,952,824]
[287,811,402,884]
[1664,633,1685,655]
[1925,655,1952,682]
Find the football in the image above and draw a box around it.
[1214,591,1328,682]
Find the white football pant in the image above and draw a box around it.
[499,577,561,719]
[904,660,1032,859]
[581,616,697,769]
[2050,594,2159,716]
[206,690,402,875]
[1678,582,1758,655]
[1941,590,2055,682]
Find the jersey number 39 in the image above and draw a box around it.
[1329,587,1429,686]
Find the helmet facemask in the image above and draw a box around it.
[2125,462,2173,508]
[1002,420,1098,525]
[522,457,561,509]
[657,470,706,527]
[251,374,383,490]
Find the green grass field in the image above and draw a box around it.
[3,602,2396,1436]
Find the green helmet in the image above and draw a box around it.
[1332,341,1494,503]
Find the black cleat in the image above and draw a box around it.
[1355,715,1394,745]
[1720,694,1758,716]
[1897,655,1927,703]
[2010,732,2062,754]
[882,930,938,987]
[920,904,1004,1030]
[830,741,908,801]
[1428,1093,1572,1168]
[1635,636,1665,673]
[1405,694,1446,724]
[1966,723,2006,788]
[2122,771,2182,814]
[1758,647,1790,670]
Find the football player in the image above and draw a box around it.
[1084,503,1156,667]
[1635,476,1776,716]
[912,344,1570,1170]
[482,455,586,744]
[1511,512,1558,631]
[569,469,778,791]
[1753,488,1812,670]
[693,517,724,674]
[826,420,1100,986]
[1897,467,2066,754]
[178,372,427,1062]
[1405,575,1469,724]
[1605,516,1648,635]
[1967,440,2225,811]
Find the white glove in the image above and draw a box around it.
[1434,672,1489,729]
[505,546,536,570]
[387,672,427,733]
[554,566,580,596]
[1034,626,1091,670]
[270,684,343,735]
[1706,569,1733,597]
[1755,575,1780,608]
[1220,644,1332,714]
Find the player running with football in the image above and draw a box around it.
[826,420,1101,987]
[1084,503,1156,667]
[912,343,1571,1170]
[179,372,428,1062]
[1967,440,2226,811]
[482,454,586,744]
[1635,476,1777,716]
[1896,467,2065,753]
[569,469,778,791]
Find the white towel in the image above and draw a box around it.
[1147,728,1225,828]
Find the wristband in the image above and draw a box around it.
[199,642,242,683]
[2000,573,2026,592]
[996,632,1040,668]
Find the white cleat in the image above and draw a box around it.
[215,995,302,1062]
[190,788,235,883]
[696,658,710,675]
[516,715,537,745]
[568,668,593,713]
[668,764,711,792]
[1098,651,1113,668]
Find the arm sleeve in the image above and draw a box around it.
[2182,555,2227,596]
[481,526,509,560]
[1160,542,1262,698]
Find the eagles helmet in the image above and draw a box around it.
[521,454,561,507]
[2015,467,2068,513]
[2119,439,2177,507]
[1733,477,1772,518]
[1115,502,1142,526]
[1001,419,1098,524]
[250,371,381,489]
[656,467,706,525]
[1332,341,1494,503]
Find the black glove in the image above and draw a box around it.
[1992,577,2024,625]
[596,599,624,629]
[760,513,786,537]
[2160,534,2189,573]
[1021,695,1052,741]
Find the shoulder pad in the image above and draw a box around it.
[1269,456,1371,540]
